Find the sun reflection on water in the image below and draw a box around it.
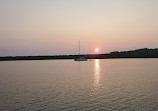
[94,59,101,88]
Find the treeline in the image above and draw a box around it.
[105,48,158,58]
[0,48,158,61]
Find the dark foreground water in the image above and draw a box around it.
[0,59,158,111]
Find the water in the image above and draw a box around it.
[0,59,158,111]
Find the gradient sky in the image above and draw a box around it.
[0,0,158,56]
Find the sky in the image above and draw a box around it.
[0,0,158,56]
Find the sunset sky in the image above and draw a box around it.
[0,0,158,56]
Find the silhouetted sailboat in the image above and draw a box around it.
[74,41,87,61]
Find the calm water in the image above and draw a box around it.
[0,59,158,111]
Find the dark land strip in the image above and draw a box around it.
[0,48,158,61]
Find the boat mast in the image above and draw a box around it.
[79,41,80,55]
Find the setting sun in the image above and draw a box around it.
[95,48,99,52]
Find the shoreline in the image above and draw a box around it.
[0,57,158,61]
[0,48,158,61]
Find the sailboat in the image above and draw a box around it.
[74,41,88,61]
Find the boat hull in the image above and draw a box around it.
[74,57,88,61]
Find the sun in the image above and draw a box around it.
[95,48,99,52]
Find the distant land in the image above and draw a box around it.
[0,48,158,61]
